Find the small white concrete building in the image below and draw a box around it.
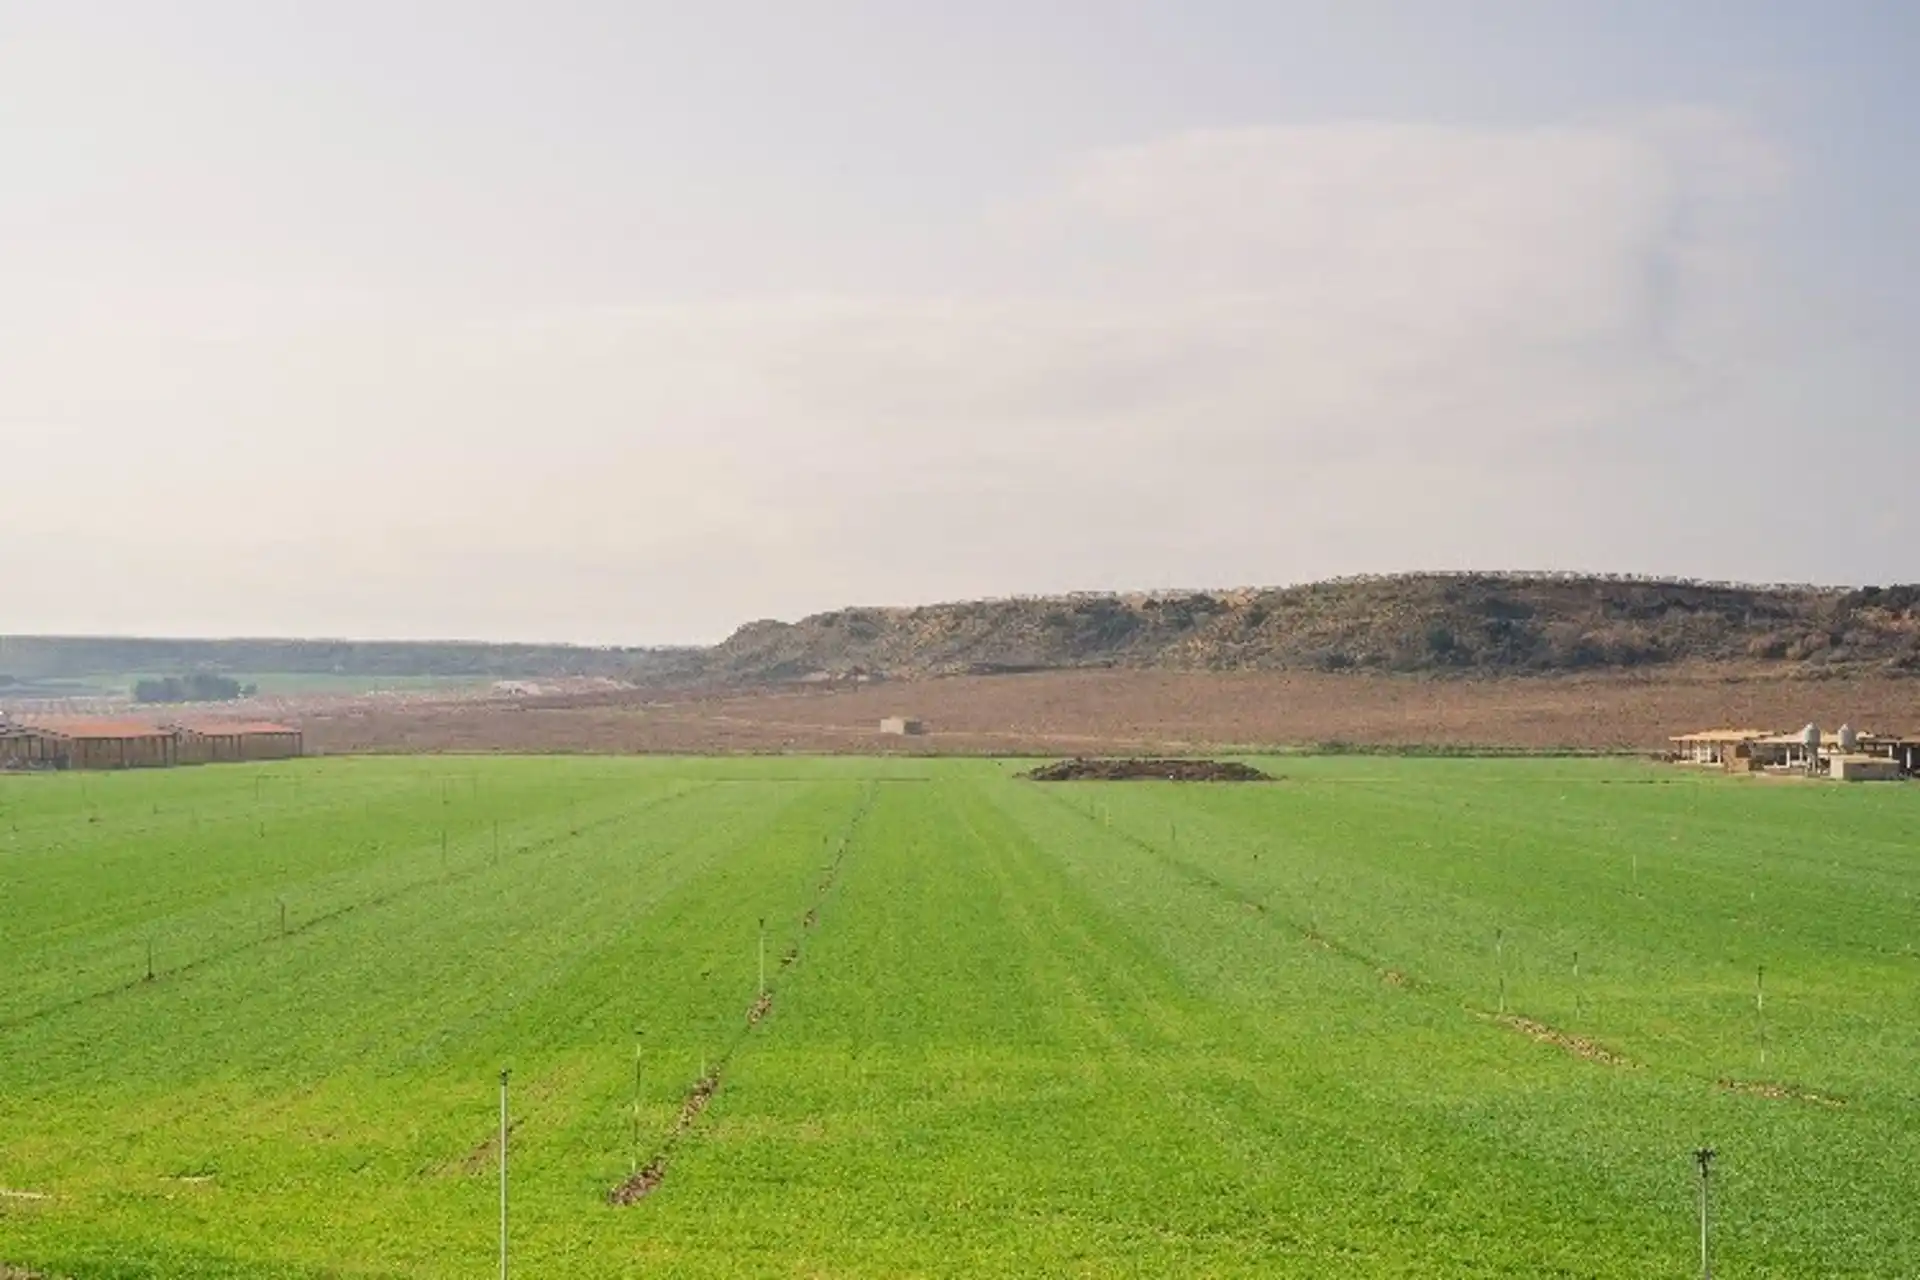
[879,716,925,736]
[1831,755,1903,782]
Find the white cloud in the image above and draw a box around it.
[6,106,1900,642]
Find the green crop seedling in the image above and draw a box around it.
[0,755,1914,1276]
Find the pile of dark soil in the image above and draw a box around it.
[1023,757,1274,783]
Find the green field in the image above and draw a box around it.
[119,672,489,698]
[1,673,488,705]
[1,757,1915,1277]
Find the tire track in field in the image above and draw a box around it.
[607,782,880,1206]
[1031,791,1649,1060]
[0,785,713,1035]
[1036,790,1856,1102]
[1033,788,1426,988]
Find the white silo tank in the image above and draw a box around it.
[1838,723,1858,752]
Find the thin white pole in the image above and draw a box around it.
[632,1029,644,1171]
[499,1067,510,1280]
[1496,928,1507,1015]
[1696,1148,1715,1280]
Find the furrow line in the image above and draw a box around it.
[0,785,712,1034]
[607,782,876,1206]
[1044,791,1849,1099]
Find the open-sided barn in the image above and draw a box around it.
[1669,729,1773,766]
[174,721,304,764]
[23,720,181,770]
[0,723,56,769]
[1671,723,1915,780]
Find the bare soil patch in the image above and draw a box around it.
[677,1073,720,1128]
[294,666,1920,756]
[607,1070,722,1206]
[1718,1078,1845,1108]
[1024,757,1274,782]
[608,1157,667,1206]
[1486,1013,1640,1070]
[458,1120,519,1176]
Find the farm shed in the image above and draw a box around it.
[1830,755,1903,783]
[1742,730,1822,772]
[175,720,304,764]
[25,719,180,770]
[879,716,925,736]
[0,723,56,769]
[1669,729,1772,766]
[1838,730,1916,773]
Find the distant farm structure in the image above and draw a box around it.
[1670,723,1915,781]
[879,716,926,737]
[0,722,57,769]
[173,721,305,765]
[1831,755,1903,782]
[0,715,302,771]
[15,719,183,770]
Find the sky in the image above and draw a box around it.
[2,2,1916,644]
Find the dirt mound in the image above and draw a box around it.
[1023,757,1273,782]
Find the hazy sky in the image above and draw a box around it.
[3,2,1916,643]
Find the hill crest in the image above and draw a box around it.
[700,573,1920,684]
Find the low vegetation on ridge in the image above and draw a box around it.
[697,574,1920,684]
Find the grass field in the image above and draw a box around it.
[216,673,492,697]
[1,757,1916,1277]
[124,673,490,698]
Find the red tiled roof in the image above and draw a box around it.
[22,718,175,739]
[175,721,300,736]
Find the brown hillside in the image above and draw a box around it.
[692,575,1920,685]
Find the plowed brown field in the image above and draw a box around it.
[296,666,1920,756]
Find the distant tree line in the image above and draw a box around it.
[0,637,655,682]
[133,674,257,704]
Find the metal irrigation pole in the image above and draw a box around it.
[641,1028,656,1174]
[499,1067,511,1280]
[1695,1146,1716,1280]
[1496,927,1507,1015]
